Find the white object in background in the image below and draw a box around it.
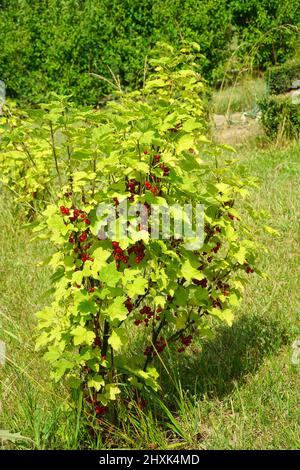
[0,340,6,366]
[291,339,300,365]
[291,89,300,104]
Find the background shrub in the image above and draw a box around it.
[259,95,300,139]
[267,63,300,95]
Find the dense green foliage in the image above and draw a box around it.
[260,95,300,140]
[0,0,299,104]
[268,63,300,95]
[229,0,299,69]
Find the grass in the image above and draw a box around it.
[0,142,299,449]
[212,76,267,116]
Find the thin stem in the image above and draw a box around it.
[49,121,62,187]
[143,317,166,371]
[101,320,110,360]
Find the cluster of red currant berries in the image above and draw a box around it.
[112,241,146,268]
[178,335,193,353]
[112,241,129,265]
[85,394,109,416]
[144,336,167,357]
[159,163,170,176]
[144,181,159,195]
[135,306,162,327]
[60,206,94,265]
[60,205,90,226]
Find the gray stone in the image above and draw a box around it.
[291,79,300,89]
[291,89,300,104]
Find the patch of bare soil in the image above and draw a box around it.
[212,112,263,146]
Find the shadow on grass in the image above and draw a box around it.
[163,313,289,400]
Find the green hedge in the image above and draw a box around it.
[268,63,300,95]
[259,95,300,139]
[0,0,232,105]
[0,0,300,105]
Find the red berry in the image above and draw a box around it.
[84,219,90,225]
[178,347,185,353]
[60,205,70,216]
[125,297,133,312]
[89,287,95,293]
[154,155,161,161]
[112,241,119,249]
[69,235,75,243]
[95,405,108,415]
[79,232,88,242]
[144,181,152,190]
[73,209,80,219]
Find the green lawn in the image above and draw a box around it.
[0,143,299,449]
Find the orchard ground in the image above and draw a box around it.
[0,88,300,449]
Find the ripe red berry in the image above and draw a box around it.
[84,218,90,225]
[112,241,119,249]
[125,297,133,312]
[73,209,80,219]
[79,232,88,242]
[144,181,152,190]
[134,319,142,326]
[60,205,70,216]
[154,155,161,162]
[81,253,91,263]
[89,287,95,293]
[95,405,108,415]
[69,235,75,243]
[151,185,158,195]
